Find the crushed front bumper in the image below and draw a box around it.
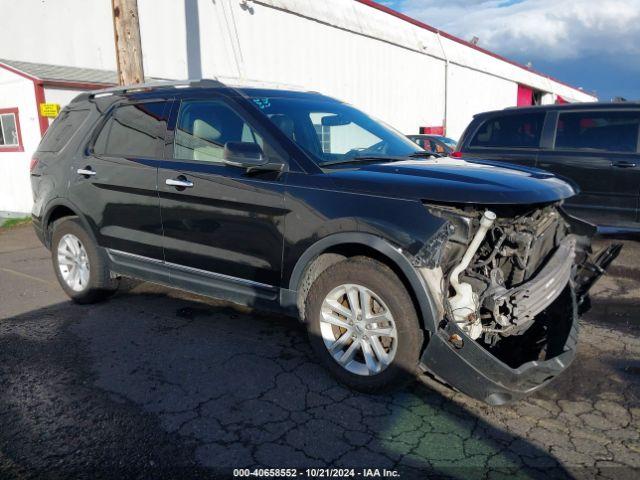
[420,295,577,405]
[420,236,582,405]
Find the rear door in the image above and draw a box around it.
[537,109,640,227]
[32,107,91,219]
[157,93,288,301]
[67,100,169,259]
[460,111,545,167]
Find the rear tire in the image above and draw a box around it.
[51,217,119,304]
[305,256,423,392]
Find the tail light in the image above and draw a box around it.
[450,151,463,158]
[29,157,39,172]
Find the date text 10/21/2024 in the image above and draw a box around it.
[233,468,401,478]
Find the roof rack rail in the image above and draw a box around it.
[72,78,226,102]
[502,101,640,111]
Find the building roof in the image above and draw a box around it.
[0,58,116,87]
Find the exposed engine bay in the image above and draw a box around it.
[417,202,621,368]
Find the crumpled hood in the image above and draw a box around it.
[327,158,576,204]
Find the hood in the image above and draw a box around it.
[327,158,576,205]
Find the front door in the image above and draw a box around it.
[538,109,640,228]
[67,100,169,259]
[158,95,287,302]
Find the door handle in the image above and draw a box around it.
[77,168,96,176]
[611,161,637,168]
[165,177,194,188]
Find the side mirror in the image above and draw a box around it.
[223,142,267,167]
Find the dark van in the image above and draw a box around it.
[457,103,640,233]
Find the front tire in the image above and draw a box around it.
[51,217,119,304]
[305,257,423,392]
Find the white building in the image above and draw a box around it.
[0,0,597,216]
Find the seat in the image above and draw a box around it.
[192,119,224,162]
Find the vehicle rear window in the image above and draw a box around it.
[93,102,168,158]
[37,109,89,152]
[470,113,545,149]
[555,111,640,153]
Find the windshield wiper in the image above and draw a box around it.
[409,151,443,158]
[321,155,407,167]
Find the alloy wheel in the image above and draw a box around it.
[319,283,398,376]
[57,233,90,292]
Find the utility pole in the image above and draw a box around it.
[111,0,145,85]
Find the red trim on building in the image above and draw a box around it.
[33,80,49,136]
[420,126,445,135]
[355,0,591,98]
[0,107,25,153]
[0,62,116,137]
[517,84,534,106]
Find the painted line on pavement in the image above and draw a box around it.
[0,267,57,286]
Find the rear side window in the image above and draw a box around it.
[555,111,640,153]
[93,102,168,158]
[37,109,89,152]
[470,113,545,149]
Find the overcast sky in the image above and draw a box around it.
[380,0,640,101]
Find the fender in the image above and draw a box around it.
[284,232,439,333]
[41,197,99,249]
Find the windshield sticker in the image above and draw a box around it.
[252,98,271,110]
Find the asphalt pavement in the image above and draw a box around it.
[1,224,639,479]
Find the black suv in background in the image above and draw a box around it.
[31,80,618,405]
[457,103,640,233]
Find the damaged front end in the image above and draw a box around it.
[414,202,621,405]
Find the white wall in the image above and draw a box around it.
[0,69,40,214]
[446,64,518,140]
[132,0,594,137]
[0,0,600,215]
[134,0,447,134]
[0,0,115,71]
[0,1,596,135]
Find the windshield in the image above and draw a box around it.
[247,94,420,166]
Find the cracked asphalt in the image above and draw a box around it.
[1,224,639,479]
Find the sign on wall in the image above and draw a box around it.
[39,103,61,118]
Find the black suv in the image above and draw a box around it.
[31,80,618,405]
[457,102,640,233]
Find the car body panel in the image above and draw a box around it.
[67,154,164,260]
[32,82,598,405]
[281,170,443,284]
[158,160,288,287]
[326,158,576,204]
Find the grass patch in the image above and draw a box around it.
[1,216,31,229]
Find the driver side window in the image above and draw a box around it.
[174,99,264,163]
[309,112,383,156]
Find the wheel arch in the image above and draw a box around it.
[287,233,439,334]
[42,199,97,248]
